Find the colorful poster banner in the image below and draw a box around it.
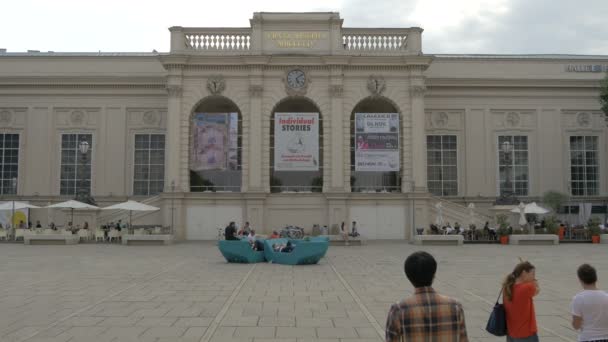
[274,112,319,171]
[354,113,400,171]
[0,208,29,228]
[191,113,238,171]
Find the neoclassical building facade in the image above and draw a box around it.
[0,12,607,240]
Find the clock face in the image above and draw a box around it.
[286,69,306,89]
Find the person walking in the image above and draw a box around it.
[571,264,608,342]
[340,221,349,245]
[503,261,540,342]
[385,251,468,342]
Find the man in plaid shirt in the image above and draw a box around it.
[385,251,468,342]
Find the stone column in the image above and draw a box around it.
[165,69,183,191]
[409,83,427,192]
[328,83,344,192]
[248,66,264,192]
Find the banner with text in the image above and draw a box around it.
[274,112,319,171]
[191,113,239,171]
[355,113,400,171]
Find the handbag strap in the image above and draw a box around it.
[495,288,503,304]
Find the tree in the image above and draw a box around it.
[542,190,570,214]
[601,72,608,123]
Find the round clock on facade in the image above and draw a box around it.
[286,69,306,89]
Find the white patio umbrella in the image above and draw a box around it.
[0,201,40,228]
[510,202,550,215]
[0,201,41,210]
[435,202,445,227]
[101,200,160,228]
[46,200,99,226]
[516,202,528,231]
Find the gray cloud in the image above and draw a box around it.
[339,0,608,55]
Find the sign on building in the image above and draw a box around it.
[354,113,400,171]
[274,112,319,171]
[191,113,238,171]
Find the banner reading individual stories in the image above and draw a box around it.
[191,113,238,171]
[354,113,400,171]
[274,112,319,171]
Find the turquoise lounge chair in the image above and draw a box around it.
[218,239,266,263]
[263,238,329,265]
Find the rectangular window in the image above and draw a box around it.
[60,134,92,195]
[498,135,529,196]
[426,135,457,196]
[134,134,165,195]
[0,133,19,194]
[570,136,599,196]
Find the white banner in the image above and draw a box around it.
[191,113,239,171]
[274,112,319,171]
[355,113,400,171]
[0,208,29,228]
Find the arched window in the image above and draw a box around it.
[190,97,242,192]
[350,97,401,192]
[270,97,323,192]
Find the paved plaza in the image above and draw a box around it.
[0,242,605,342]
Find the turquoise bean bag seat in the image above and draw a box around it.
[218,239,266,263]
[263,238,329,265]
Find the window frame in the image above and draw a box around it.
[59,133,93,196]
[133,133,166,196]
[426,134,458,196]
[569,135,599,197]
[496,135,529,197]
[0,133,20,195]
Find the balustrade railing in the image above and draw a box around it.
[171,27,252,52]
[170,27,422,55]
[341,28,421,54]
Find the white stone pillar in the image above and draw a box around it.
[410,84,427,191]
[165,82,183,191]
[328,67,345,192]
[248,78,264,192]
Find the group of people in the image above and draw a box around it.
[223,221,298,253]
[385,251,608,342]
[429,221,501,240]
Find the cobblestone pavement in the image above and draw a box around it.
[0,241,605,342]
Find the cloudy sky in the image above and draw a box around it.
[2,0,607,55]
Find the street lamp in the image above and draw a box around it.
[170,180,175,236]
[75,140,96,205]
[11,177,16,228]
[494,140,518,205]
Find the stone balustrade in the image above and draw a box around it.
[171,27,252,52]
[341,28,421,54]
[169,26,422,55]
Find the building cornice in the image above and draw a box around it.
[426,78,602,89]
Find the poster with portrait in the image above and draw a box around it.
[355,113,400,171]
[274,112,319,171]
[191,113,238,171]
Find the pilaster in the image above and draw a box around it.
[409,76,427,192]
[248,66,264,192]
[328,66,345,192]
[165,69,184,192]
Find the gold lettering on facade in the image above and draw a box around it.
[266,31,327,49]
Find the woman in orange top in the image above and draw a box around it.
[502,261,540,342]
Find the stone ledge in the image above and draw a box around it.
[122,234,174,245]
[509,234,559,245]
[414,235,464,246]
[24,234,80,245]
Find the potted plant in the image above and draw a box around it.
[496,214,509,245]
[544,216,560,237]
[588,217,601,244]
